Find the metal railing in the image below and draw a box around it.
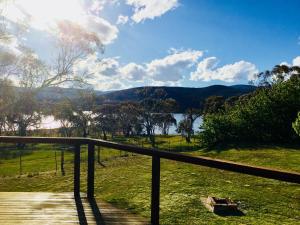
[0,136,299,225]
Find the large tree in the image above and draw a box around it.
[177,108,201,143]
[93,104,119,140]
[118,102,142,137]
[53,100,74,137]
[1,20,103,137]
[0,78,14,134]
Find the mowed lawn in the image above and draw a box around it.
[0,137,299,225]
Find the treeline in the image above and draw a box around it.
[0,82,201,147]
[52,88,179,146]
[199,65,300,147]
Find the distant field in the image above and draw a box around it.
[0,136,299,225]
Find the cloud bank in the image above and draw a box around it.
[190,57,258,82]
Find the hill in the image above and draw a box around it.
[32,85,256,112]
[101,85,256,112]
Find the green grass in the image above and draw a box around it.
[112,134,199,152]
[0,137,299,225]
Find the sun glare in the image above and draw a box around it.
[10,0,85,30]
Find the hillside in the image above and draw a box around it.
[101,85,256,112]
[33,85,256,112]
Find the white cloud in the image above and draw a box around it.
[73,49,204,89]
[74,54,121,78]
[117,15,129,25]
[82,15,118,44]
[292,56,300,67]
[126,0,179,23]
[86,0,120,13]
[75,55,125,90]
[120,63,146,80]
[146,49,203,81]
[0,35,22,56]
[190,57,258,82]
[89,0,106,13]
[99,57,120,76]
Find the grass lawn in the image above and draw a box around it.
[0,136,299,225]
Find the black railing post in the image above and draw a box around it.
[151,155,160,225]
[87,143,95,199]
[74,144,81,197]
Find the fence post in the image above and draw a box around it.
[151,155,160,225]
[97,146,101,164]
[87,143,95,199]
[19,149,22,176]
[74,144,81,197]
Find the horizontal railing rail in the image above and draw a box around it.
[0,136,299,225]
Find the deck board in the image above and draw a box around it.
[0,192,149,225]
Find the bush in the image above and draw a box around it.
[199,76,300,147]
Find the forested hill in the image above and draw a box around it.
[101,85,256,112]
[34,85,256,112]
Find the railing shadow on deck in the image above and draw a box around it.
[88,197,106,225]
[0,136,299,225]
[74,195,106,225]
[75,195,88,225]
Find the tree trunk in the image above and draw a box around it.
[186,132,191,143]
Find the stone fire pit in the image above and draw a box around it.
[201,196,239,214]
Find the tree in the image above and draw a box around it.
[93,104,119,140]
[156,98,177,135]
[203,96,225,115]
[118,102,141,136]
[200,65,300,147]
[156,113,177,135]
[4,50,45,137]
[53,91,96,137]
[177,108,201,143]
[3,22,103,137]
[137,87,178,146]
[39,21,103,89]
[6,91,41,136]
[70,91,96,137]
[292,112,300,137]
[0,5,104,139]
[0,78,14,134]
[53,100,74,137]
[251,64,300,87]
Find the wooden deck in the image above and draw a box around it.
[0,192,149,225]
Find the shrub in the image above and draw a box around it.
[199,76,300,147]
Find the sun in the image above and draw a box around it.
[8,0,85,30]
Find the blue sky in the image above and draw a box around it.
[2,0,300,90]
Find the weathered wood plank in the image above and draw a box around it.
[0,192,149,225]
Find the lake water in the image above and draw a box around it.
[155,114,203,135]
[39,113,203,135]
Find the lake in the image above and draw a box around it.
[39,113,203,135]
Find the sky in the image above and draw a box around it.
[1,0,300,90]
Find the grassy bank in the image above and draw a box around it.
[0,136,299,224]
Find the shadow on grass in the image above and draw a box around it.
[202,142,300,153]
[160,145,200,152]
[214,209,245,217]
